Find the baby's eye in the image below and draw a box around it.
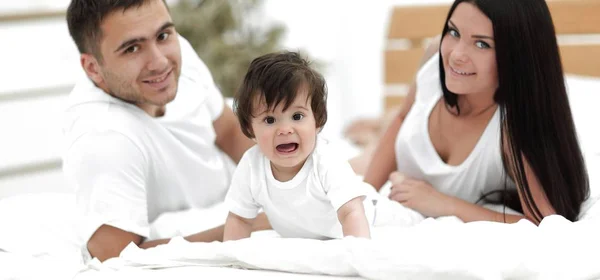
[264,116,275,124]
[292,113,304,121]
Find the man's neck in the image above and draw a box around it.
[138,103,166,117]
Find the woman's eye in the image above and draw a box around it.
[292,113,304,121]
[448,28,459,38]
[264,116,275,124]
[475,41,491,49]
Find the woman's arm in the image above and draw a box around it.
[514,155,557,222]
[363,38,441,191]
[446,196,526,223]
[501,132,556,224]
[447,171,555,225]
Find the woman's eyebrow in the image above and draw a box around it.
[449,19,493,40]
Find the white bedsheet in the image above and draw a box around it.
[75,215,600,280]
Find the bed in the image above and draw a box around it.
[2,1,600,279]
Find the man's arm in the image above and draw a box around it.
[213,104,254,163]
[90,212,271,261]
[88,224,223,262]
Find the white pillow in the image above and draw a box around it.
[0,193,82,264]
[565,75,600,221]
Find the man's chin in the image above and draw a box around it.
[154,88,178,106]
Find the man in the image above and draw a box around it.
[63,0,268,262]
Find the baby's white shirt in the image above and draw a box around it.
[225,138,370,239]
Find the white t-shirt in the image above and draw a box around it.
[62,36,231,259]
[225,138,371,239]
[395,54,515,205]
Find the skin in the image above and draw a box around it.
[364,2,555,224]
[80,0,261,262]
[81,0,181,117]
[251,89,318,182]
[224,89,370,241]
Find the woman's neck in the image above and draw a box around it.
[448,94,497,117]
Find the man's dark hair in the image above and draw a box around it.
[234,51,328,139]
[66,0,167,60]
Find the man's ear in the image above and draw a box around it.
[80,53,104,86]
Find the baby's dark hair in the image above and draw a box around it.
[234,51,327,138]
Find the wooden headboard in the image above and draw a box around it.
[383,0,600,111]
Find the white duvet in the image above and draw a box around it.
[84,214,600,280]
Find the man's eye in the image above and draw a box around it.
[125,45,139,54]
[293,113,304,121]
[264,116,275,124]
[158,32,170,41]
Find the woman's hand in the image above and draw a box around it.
[388,172,454,218]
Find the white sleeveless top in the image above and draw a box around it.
[395,55,514,203]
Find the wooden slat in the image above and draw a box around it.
[0,84,73,103]
[388,1,600,40]
[384,95,406,111]
[0,10,65,23]
[548,0,600,35]
[385,49,425,84]
[387,5,448,40]
[0,159,62,179]
[560,44,600,77]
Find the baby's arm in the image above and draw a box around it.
[337,196,371,239]
[223,212,254,241]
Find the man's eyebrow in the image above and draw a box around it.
[114,22,175,53]
[448,20,493,40]
[156,22,175,36]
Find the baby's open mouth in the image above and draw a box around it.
[276,143,299,153]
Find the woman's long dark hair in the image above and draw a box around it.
[439,0,589,222]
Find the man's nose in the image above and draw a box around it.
[146,44,169,72]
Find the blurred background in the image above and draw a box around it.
[1,0,456,197]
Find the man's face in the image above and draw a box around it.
[82,0,182,116]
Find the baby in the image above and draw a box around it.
[223,51,372,240]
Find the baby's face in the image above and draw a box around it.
[251,90,318,177]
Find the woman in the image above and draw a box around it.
[364,0,589,223]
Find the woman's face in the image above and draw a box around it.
[440,2,498,97]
